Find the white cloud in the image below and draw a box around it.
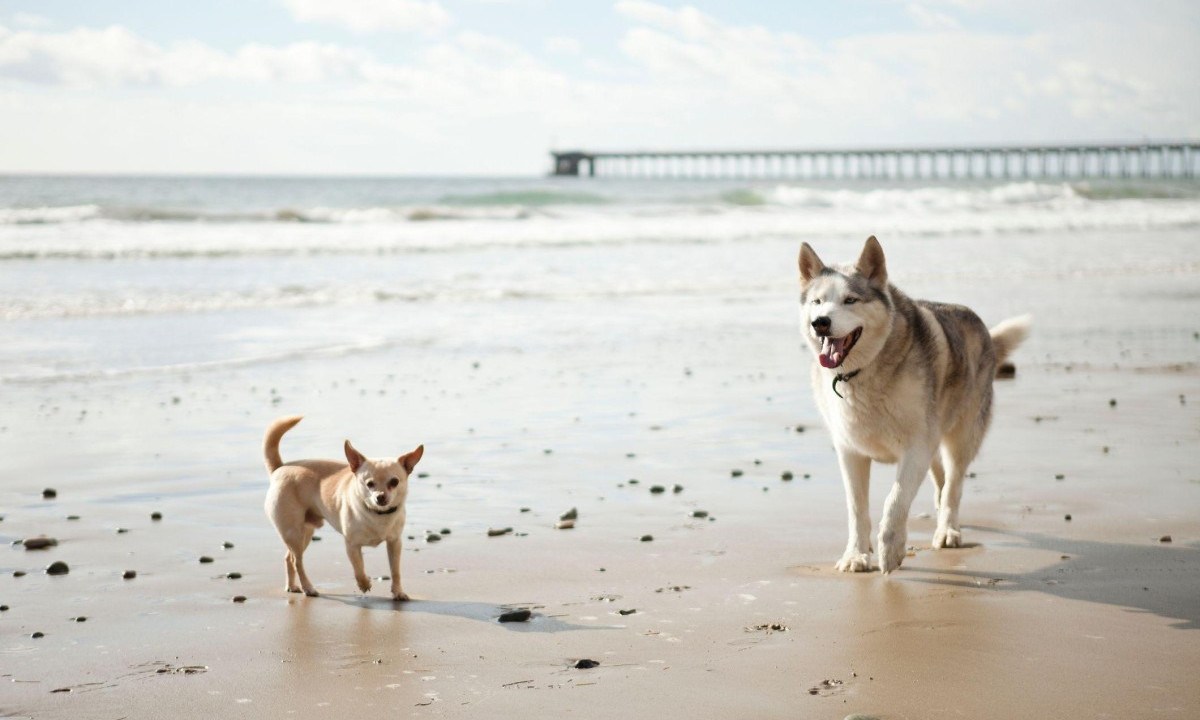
[906,3,960,30]
[280,0,451,34]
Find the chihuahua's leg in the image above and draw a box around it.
[287,525,319,597]
[345,540,371,593]
[284,551,301,593]
[387,537,408,601]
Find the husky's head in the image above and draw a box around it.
[798,236,894,373]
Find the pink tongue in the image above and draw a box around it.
[819,337,846,368]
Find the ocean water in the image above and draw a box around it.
[1,174,1198,385]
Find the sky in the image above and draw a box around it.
[0,0,1197,175]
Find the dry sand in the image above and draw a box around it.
[2,249,1199,719]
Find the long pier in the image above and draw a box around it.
[551,141,1200,180]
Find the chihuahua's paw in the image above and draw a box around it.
[932,525,962,549]
[356,576,372,593]
[287,585,303,594]
[303,588,319,597]
[878,531,908,574]
[392,590,410,602]
[834,551,873,573]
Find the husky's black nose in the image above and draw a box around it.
[812,316,832,336]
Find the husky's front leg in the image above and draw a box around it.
[835,447,873,572]
[878,444,935,574]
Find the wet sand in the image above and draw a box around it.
[2,235,1199,719]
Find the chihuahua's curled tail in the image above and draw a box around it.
[263,415,304,473]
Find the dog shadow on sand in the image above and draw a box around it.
[904,526,1200,630]
[317,593,613,634]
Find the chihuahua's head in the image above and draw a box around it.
[344,440,424,513]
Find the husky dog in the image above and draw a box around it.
[798,236,1029,574]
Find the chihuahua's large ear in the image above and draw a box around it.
[855,235,887,287]
[798,242,826,283]
[345,440,366,473]
[400,444,424,474]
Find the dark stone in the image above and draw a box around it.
[46,561,69,576]
[498,609,532,623]
[996,361,1017,379]
[649,485,665,494]
[640,535,653,542]
[1159,535,1172,543]
[199,556,214,564]
[618,609,637,615]
[1064,514,1072,521]
[232,595,247,603]
[672,484,684,493]
[14,570,26,577]
[519,507,530,513]
[1109,398,1117,407]
[425,533,441,543]
[1055,474,1065,480]
[74,616,86,622]
[781,471,794,481]
[42,488,57,499]
[66,515,80,521]
[123,570,137,580]
[116,528,129,534]
[151,512,162,521]
[440,528,451,535]
[22,536,58,550]
[226,572,242,579]
[560,507,578,521]
[574,659,599,669]
[487,527,513,537]
[690,510,709,519]
[730,469,743,477]
[32,632,44,639]
[627,479,639,485]
[222,541,234,549]
[0,605,8,611]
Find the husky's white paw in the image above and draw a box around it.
[835,551,873,573]
[878,531,907,574]
[932,526,962,548]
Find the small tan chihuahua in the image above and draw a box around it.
[263,415,424,600]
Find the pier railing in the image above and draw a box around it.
[550,142,1199,180]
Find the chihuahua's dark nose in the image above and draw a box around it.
[812,316,832,336]
[375,494,388,506]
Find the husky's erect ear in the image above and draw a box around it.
[345,440,366,473]
[855,235,887,286]
[798,243,826,283]
[400,444,424,474]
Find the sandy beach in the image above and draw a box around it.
[2,180,1199,719]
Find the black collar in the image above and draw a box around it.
[370,505,400,516]
[832,369,861,399]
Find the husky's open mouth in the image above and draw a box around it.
[818,327,862,369]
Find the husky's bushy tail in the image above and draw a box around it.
[989,315,1032,369]
[264,415,303,473]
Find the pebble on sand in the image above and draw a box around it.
[22,536,58,550]
[46,561,70,576]
[574,659,600,669]
[672,484,684,493]
[996,362,1017,379]
[560,507,578,521]
[781,471,794,481]
[151,512,163,521]
[123,570,137,580]
[425,533,442,543]
[498,609,532,623]
[222,541,234,549]
[199,556,214,564]
[42,488,57,499]
[556,519,576,530]
[649,485,665,494]
[487,527,513,537]
[730,469,743,477]
[690,510,709,519]
[640,535,653,542]
[1065,514,1072,521]
[617,609,637,615]
[232,595,247,603]
[1159,535,1172,543]
[0,604,9,611]
[32,632,44,639]
[226,572,242,579]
